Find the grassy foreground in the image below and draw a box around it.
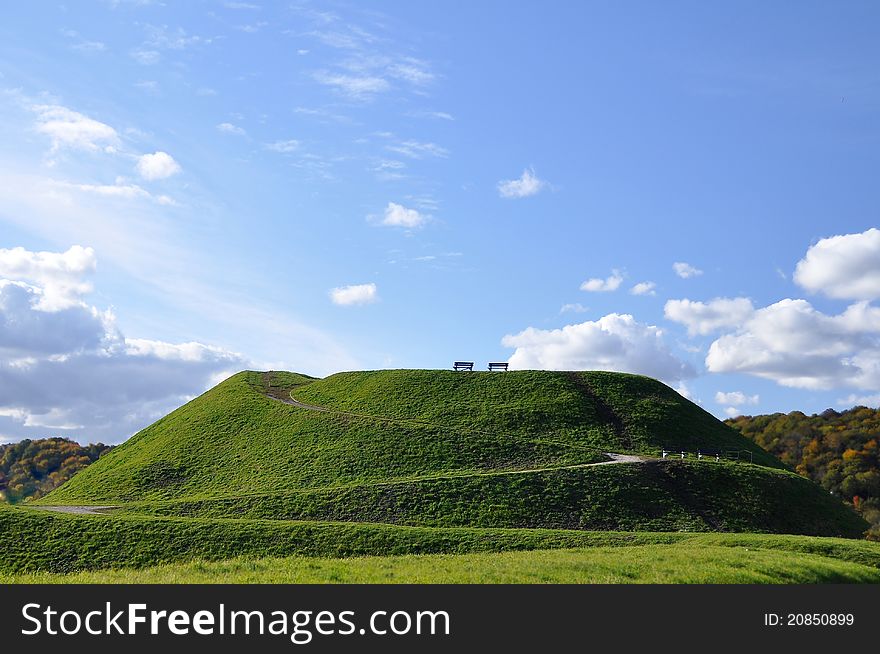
[3,504,880,580]
[5,545,880,584]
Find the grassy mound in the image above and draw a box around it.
[39,369,865,538]
[44,371,608,504]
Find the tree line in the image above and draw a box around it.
[726,406,880,539]
[0,438,112,503]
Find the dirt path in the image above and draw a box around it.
[33,505,118,515]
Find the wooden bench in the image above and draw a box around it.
[453,361,474,371]
[488,362,509,371]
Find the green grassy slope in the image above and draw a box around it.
[7,546,880,584]
[128,460,866,537]
[294,370,778,465]
[45,371,607,503]
[40,369,866,538]
[3,504,879,579]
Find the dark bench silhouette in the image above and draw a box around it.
[488,362,509,371]
[453,361,474,371]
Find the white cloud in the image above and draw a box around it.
[0,245,96,311]
[837,393,880,407]
[560,303,588,314]
[55,179,176,206]
[217,122,246,135]
[673,261,703,279]
[31,104,119,153]
[330,283,378,306]
[794,227,880,300]
[144,25,208,51]
[715,391,759,406]
[674,382,697,402]
[502,313,693,381]
[497,168,546,199]
[314,71,389,99]
[130,48,161,65]
[705,298,880,390]
[664,297,755,336]
[630,281,656,296]
[372,159,407,181]
[385,140,448,159]
[387,60,434,85]
[0,246,246,443]
[379,202,427,228]
[265,139,300,153]
[580,270,623,293]
[416,111,454,121]
[136,151,181,180]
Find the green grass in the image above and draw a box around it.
[6,545,880,584]
[126,460,867,537]
[3,503,878,577]
[294,370,779,466]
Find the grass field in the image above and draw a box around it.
[6,545,880,584]
[3,504,879,579]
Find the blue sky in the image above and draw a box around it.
[2,1,880,443]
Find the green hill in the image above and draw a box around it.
[38,369,866,539]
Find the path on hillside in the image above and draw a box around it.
[264,384,648,470]
[33,505,118,515]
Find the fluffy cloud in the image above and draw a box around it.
[794,228,880,300]
[580,270,623,293]
[0,246,246,443]
[136,151,181,180]
[502,313,693,381]
[705,299,880,390]
[673,261,703,279]
[0,245,96,310]
[31,104,119,153]
[379,202,427,228]
[664,297,755,336]
[560,303,588,314]
[497,168,546,199]
[630,281,656,296]
[715,391,759,406]
[330,283,378,306]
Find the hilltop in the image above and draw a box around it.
[39,369,865,538]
